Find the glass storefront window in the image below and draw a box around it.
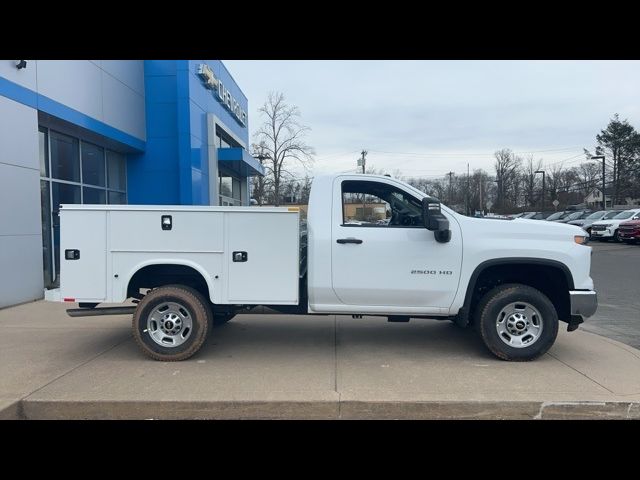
[40,180,52,287]
[83,187,107,204]
[50,131,80,182]
[108,191,126,205]
[232,178,241,200]
[39,126,128,288]
[107,151,126,191]
[82,142,106,187]
[51,182,81,280]
[220,176,233,198]
[39,128,49,177]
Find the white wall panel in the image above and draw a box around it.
[0,235,44,308]
[0,95,38,169]
[102,71,146,140]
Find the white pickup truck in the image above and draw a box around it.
[46,173,597,362]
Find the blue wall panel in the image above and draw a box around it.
[127,59,250,206]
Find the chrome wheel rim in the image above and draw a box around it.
[495,302,543,348]
[147,302,193,347]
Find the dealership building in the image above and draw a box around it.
[0,60,263,308]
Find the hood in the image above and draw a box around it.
[620,219,640,226]
[567,219,586,226]
[593,218,630,226]
[463,216,586,239]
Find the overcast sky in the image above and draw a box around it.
[223,60,640,179]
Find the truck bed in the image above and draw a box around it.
[59,205,300,305]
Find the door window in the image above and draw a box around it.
[342,180,423,227]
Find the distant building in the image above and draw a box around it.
[584,187,613,208]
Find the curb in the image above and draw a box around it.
[13,399,640,420]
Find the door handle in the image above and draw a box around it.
[336,238,363,244]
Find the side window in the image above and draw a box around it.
[341,180,423,227]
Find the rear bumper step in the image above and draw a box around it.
[66,307,136,317]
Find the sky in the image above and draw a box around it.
[223,60,640,180]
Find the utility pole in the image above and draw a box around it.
[447,171,454,205]
[479,173,483,215]
[358,150,368,220]
[358,150,367,174]
[535,170,545,210]
[466,163,470,215]
[590,155,606,209]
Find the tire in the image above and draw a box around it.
[474,283,559,361]
[132,285,211,361]
[613,230,620,242]
[212,314,235,326]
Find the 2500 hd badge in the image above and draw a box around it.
[411,269,453,275]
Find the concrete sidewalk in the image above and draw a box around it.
[1,300,640,419]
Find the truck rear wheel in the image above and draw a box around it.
[132,285,211,361]
[475,283,558,361]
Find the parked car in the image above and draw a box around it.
[512,211,553,220]
[535,211,557,220]
[618,219,640,244]
[590,209,640,241]
[555,210,593,224]
[568,210,622,236]
[544,210,570,222]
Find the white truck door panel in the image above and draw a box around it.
[60,210,107,301]
[226,212,299,304]
[330,177,462,309]
[331,225,461,307]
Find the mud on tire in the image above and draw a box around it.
[132,285,212,361]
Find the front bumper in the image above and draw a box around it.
[590,229,613,238]
[570,290,597,318]
[619,231,640,240]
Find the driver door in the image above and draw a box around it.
[330,177,462,311]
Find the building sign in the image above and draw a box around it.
[197,63,247,127]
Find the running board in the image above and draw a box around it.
[66,307,136,317]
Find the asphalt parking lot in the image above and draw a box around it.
[584,241,640,349]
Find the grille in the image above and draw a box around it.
[591,225,606,232]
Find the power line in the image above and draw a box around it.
[368,146,585,157]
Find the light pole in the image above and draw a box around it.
[590,155,606,209]
[535,170,545,210]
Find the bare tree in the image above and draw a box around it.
[546,162,565,207]
[494,148,522,212]
[522,155,543,208]
[254,92,315,206]
[575,162,601,196]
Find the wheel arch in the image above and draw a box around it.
[123,259,214,303]
[458,258,574,327]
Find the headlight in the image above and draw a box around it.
[574,235,588,245]
[602,224,612,228]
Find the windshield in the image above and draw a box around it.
[565,212,584,221]
[521,212,537,219]
[586,211,605,219]
[613,211,637,220]
[604,210,622,219]
[546,212,564,220]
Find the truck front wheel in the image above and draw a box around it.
[132,285,211,361]
[474,284,558,361]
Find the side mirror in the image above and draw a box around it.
[422,198,451,243]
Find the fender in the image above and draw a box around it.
[119,258,215,303]
[455,257,575,327]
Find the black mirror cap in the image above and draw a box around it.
[434,228,451,243]
[422,197,449,231]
